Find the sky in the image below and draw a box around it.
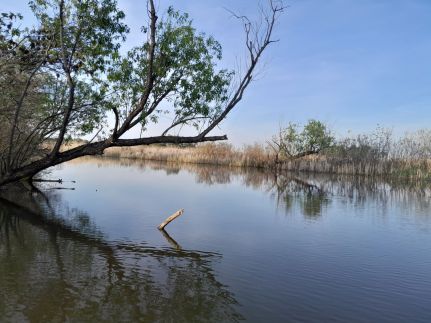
[2,0,431,145]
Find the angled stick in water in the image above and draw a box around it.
[158,209,184,230]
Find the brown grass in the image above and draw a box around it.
[104,143,272,168]
[278,156,431,180]
[43,133,431,180]
[103,143,431,180]
[42,138,88,152]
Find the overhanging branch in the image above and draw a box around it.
[111,135,228,147]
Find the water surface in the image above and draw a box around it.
[1,157,431,322]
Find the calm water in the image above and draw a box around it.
[1,157,431,322]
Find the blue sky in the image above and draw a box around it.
[3,0,431,144]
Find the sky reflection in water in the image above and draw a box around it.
[1,157,431,322]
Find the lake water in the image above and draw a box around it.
[1,157,431,322]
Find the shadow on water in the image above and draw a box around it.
[0,184,243,322]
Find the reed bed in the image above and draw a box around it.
[105,143,273,168]
[278,156,431,180]
[103,140,431,180]
[51,127,431,180]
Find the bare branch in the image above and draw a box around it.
[199,0,285,139]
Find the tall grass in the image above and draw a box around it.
[105,143,272,168]
[100,128,431,180]
[277,156,431,180]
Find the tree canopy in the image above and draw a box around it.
[268,120,334,161]
[0,0,284,186]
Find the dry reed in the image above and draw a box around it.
[56,127,431,180]
[103,141,431,180]
[104,143,272,168]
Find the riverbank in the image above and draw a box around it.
[105,143,272,168]
[103,143,431,180]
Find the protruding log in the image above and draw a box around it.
[157,209,184,230]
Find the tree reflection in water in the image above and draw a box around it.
[98,157,431,219]
[0,185,243,322]
[1,158,431,321]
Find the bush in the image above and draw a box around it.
[268,120,334,160]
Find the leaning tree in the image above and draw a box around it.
[0,0,284,187]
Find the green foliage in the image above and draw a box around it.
[0,0,131,151]
[302,120,334,153]
[1,0,234,141]
[0,0,287,186]
[29,0,128,75]
[270,120,334,159]
[106,6,233,130]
